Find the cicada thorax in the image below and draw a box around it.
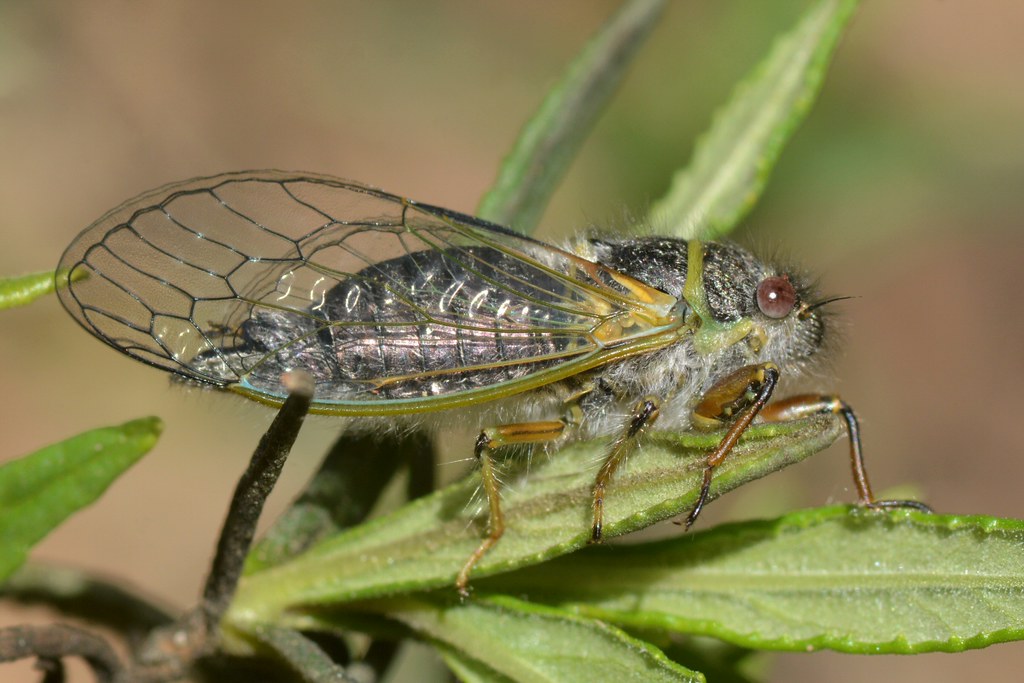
[582,237,761,392]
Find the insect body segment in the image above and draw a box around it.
[57,171,928,594]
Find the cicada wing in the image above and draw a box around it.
[58,171,679,414]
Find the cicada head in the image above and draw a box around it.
[698,241,828,371]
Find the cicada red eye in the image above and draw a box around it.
[756,275,797,319]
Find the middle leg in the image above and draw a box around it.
[590,397,661,543]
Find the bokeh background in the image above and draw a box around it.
[1,1,1022,681]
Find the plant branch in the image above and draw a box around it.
[2,563,174,639]
[0,624,125,683]
[131,372,314,680]
[201,371,315,628]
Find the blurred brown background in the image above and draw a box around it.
[1,1,1022,681]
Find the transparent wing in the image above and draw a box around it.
[58,171,680,414]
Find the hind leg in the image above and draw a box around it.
[457,420,566,596]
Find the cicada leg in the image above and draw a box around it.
[758,394,932,513]
[457,420,566,597]
[684,364,933,530]
[590,397,661,543]
[684,362,781,529]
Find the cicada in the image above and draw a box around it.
[57,171,928,594]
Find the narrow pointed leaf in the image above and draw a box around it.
[649,0,858,239]
[435,644,517,683]
[227,416,841,622]
[476,0,667,231]
[0,269,76,310]
[0,418,162,582]
[349,596,703,683]
[486,506,1024,654]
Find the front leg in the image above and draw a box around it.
[684,365,932,531]
[759,394,931,513]
[684,363,781,529]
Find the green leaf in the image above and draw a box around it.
[648,0,858,239]
[0,269,74,310]
[227,416,841,623]
[348,596,703,683]
[476,0,667,232]
[651,637,763,683]
[0,418,162,582]
[435,643,517,683]
[485,506,1024,655]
